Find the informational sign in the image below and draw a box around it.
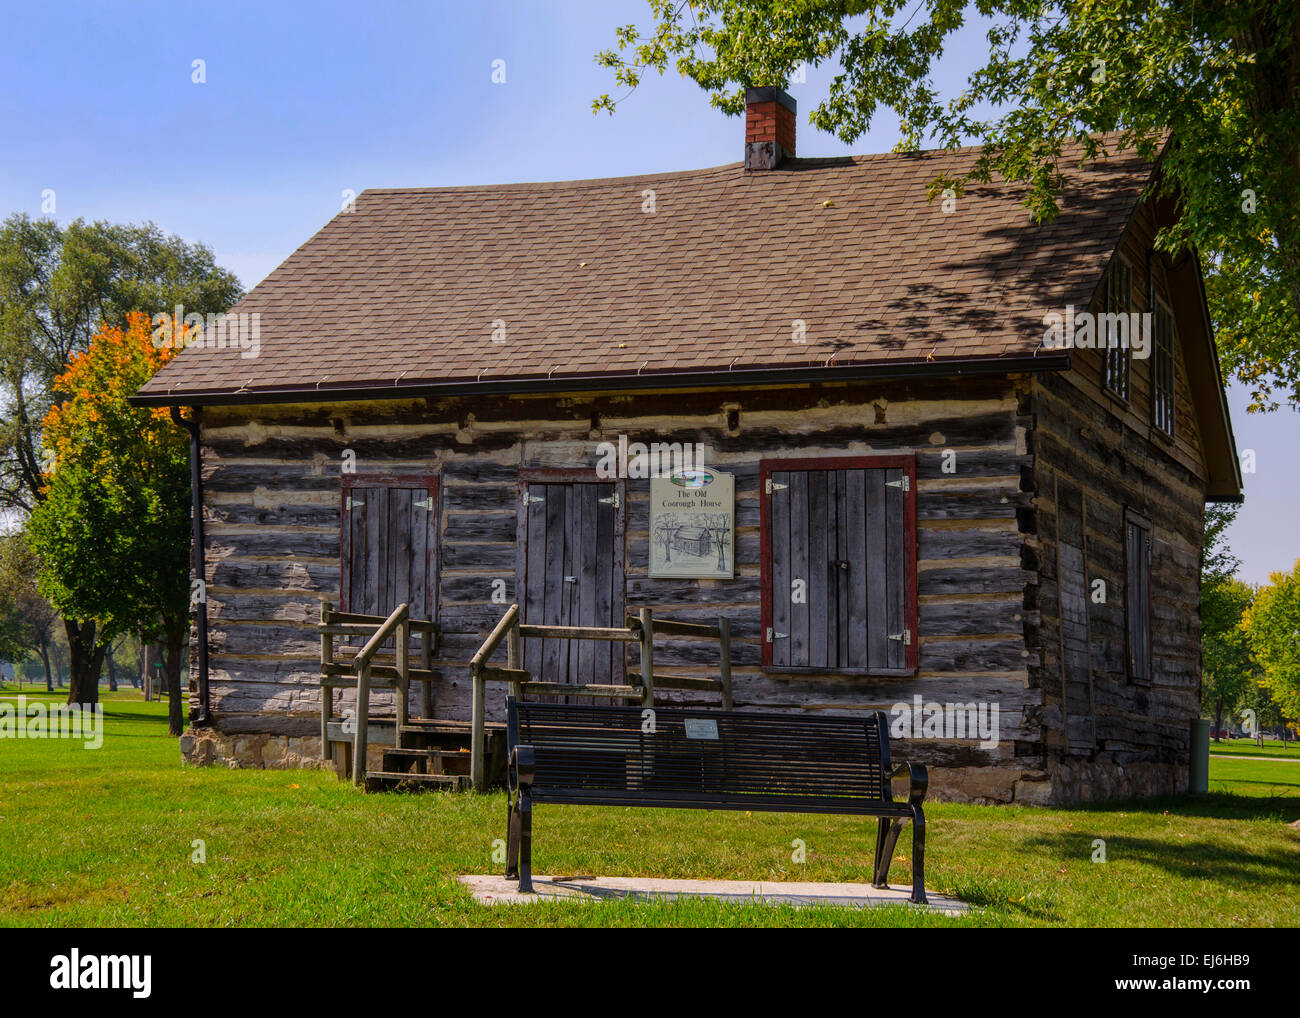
[684,718,719,740]
[649,469,734,579]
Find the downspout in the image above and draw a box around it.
[171,405,211,725]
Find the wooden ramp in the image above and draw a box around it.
[318,602,734,793]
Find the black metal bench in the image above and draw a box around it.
[504,698,929,904]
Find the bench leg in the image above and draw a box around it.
[873,817,906,889]
[909,803,928,906]
[505,793,519,879]
[872,809,928,905]
[871,817,891,886]
[505,790,534,893]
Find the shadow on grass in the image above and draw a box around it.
[1047,792,1300,822]
[1017,830,1298,888]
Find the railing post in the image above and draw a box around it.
[470,662,486,792]
[352,660,371,787]
[639,607,654,708]
[396,619,409,735]
[320,601,334,761]
[420,626,433,719]
[507,615,522,701]
[718,616,733,711]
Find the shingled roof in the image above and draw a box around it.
[135,140,1157,405]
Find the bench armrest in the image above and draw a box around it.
[510,744,535,791]
[889,761,928,805]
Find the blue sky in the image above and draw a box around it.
[1,0,1294,584]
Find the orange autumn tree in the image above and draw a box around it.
[28,312,192,726]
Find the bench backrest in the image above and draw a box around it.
[508,699,894,812]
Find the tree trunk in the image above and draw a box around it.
[39,637,52,693]
[106,646,118,692]
[1213,703,1224,743]
[162,617,187,737]
[65,617,102,707]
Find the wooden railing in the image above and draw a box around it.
[465,605,735,791]
[318,602,438,785]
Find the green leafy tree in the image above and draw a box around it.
[0,532,58,690]
[1241,558,1300,719]
[0,213,240,698]
[597,1,1300,409]
[27,313,191,727]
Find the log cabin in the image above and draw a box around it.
[131,88,1242,803]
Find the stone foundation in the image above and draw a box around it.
[179,728,332,771]
[1047,756,1188,803]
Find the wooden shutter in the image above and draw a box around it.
[762,456,916,674]
[1057,479,1096,752]
[1125,511,1152,683]
[517,473,625,690]
[340,475,439,621]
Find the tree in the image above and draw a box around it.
[27,312,191,730]
[1241,558,1300,718]
[1199,505,1256,739]
[597,1,1300,410]
[0,532,58,691]
[0,214,239,708]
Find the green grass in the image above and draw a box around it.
[1208,738,1300,759]
[0,687,1296,927]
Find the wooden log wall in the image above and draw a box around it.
[1027,198,1210,800]
[195,374,1041,776]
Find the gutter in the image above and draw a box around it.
[170,406,211,726]
[129,352,1072,408]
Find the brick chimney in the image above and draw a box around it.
[744,86,796,170]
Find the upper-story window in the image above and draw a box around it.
[1152,299,1176,436]
[1102,258,1133,400]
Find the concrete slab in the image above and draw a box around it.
[459,874,969,914]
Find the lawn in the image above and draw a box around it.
[0,686,1296,927]
[1208,738,1300,760]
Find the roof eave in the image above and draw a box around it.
[129,352,1072,408]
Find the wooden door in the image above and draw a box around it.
[340,475,439,622]
[516,474,625,688]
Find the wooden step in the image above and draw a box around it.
[384,746,469,761]
[399,719,506,737]
[364,771,470,792]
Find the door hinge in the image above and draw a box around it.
[598,492,620,508]
[414,496,434,511]
[885,476,910,491]
[345,496,364,511]
[765,478,789,495]
[766,627,788,642]
[522,492,545,505]
[888,629,912,646]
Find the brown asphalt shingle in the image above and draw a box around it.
[137,141,1154,402]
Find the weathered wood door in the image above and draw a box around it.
[340,475,439,622]
[761,457,917,674]
[516,474,625,688]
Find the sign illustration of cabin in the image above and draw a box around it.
[133,88,1242,804]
